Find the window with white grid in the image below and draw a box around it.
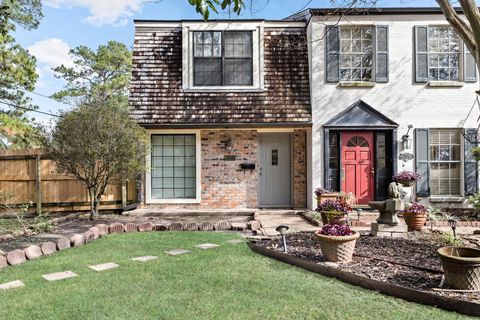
[427,26,460,81]
[339,26,374,82]
[429,129,461,196]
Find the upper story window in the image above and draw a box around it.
[339,26,374,82]
[193,31,253,86]
[326,25,389,83]
[415,25,477,83]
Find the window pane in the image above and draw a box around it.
[224,31,252,58]
[427,26,460,81]
[339,26,374,81]
[151,134,197,199]
[224,58,253,85]
[194,58,222,86]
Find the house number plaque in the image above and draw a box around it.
[398,152,414,162]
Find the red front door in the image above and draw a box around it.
[341,131,374,204]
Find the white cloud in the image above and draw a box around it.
[44,0,149,26]
[28,38,74,71]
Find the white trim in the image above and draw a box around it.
[145,129,202,204]
[257,128,295,133]
[134,21,305,29]
[182,22,264,91]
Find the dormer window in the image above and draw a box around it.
[193,31,253,86]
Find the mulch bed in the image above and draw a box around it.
[255,233,480,304]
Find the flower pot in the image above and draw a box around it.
[314,231,360,263]
[438,246,480,290]
[402,211,427,231]
[316,193,340,207]
[397,180,415,187]
[318,211,347,226]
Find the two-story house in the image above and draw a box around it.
[129,7,480,211]
[129,19,311,210]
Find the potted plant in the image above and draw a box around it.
[399,202,428,231]
[314,223,360,263]
[314,187,339,207]
[392,171,421,187]
[437,246,480,290]
[315,199,351,225]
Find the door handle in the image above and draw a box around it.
[371,168,375,175]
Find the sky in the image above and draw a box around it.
[14,0,442,123]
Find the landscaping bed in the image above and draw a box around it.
[254,232,480,306]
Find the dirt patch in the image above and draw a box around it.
[255,232,480,304]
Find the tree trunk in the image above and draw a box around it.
[93,198,100,219]
[88,188,96,220]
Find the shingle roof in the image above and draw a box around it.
[129,27,311,127]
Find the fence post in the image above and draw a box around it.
[121,180,127,209]
[35,154,42,215]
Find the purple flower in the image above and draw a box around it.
[398,202,427,215]
[392,171,421,182]
[320,223,354,236]
[316,199,351,215]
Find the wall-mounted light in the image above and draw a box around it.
[222,137,234,153]
[401,124,413,150]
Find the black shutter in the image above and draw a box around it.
[324,130,340,191]
[375,25,389,83]
[415,26,429,82]
[415,128,430,196]
[464,44,477,82]
[326,26,340,82]
[464,128,478,196]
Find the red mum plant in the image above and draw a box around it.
[392,171,421,183]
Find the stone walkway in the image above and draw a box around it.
[0,239,241,291]
[255,213,318,236]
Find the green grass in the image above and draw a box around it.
[0,232,473,319]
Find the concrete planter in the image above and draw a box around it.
[402,212,427,231]
[314,231,360,263]
[438,246,480,291]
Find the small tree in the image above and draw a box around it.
[44,99,147,219]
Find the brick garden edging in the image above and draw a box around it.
[0,220,255,271]
[248,242,480,318]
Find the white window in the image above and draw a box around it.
[193,31,253,86]
[182,22,263,91]
[429,129,461,196]
[339,26,374,82]
[147,132,201,203]
[427,26,460,81]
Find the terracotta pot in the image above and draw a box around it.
[438,246,480,290]
[316,193,340,207]
[402,211,427,231]
[314,231,360,263]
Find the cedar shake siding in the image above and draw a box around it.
[129,27,311,126]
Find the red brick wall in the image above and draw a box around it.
[293,129,307,209]
[140,129,307,209]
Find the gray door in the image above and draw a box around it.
[259,133,292,207]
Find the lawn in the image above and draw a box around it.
[0,232,473,319]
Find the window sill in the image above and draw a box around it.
[146,198,201,204]
[338,81,375,88]
[427,81,464,88]
[429,196,464,203]
[183,87,264,93]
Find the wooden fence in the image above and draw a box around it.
[0,149,138,214]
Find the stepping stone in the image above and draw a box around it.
[124,223,137,232]
[70,234,85,247]
[6,249,26,266]
[0,255,7,269]
[42,271,78,282]
[199,222,214,231]
[231,222,247,231]
[214,221,232,230]
[109,223,125,233]
[164,249,191,256]
[24,245,43,260]
[184,222,199,231]
[138,222,154,232]
[168,222,184,231]
[56,237,71,250]
[96,224,109,235]
[0,280,24,290]
[131,255,158,262]
[195,243,220,250]
[88,227,100,239]
[88,262,119,272]
[154,224,167,231]
[226,239,244,244]
[83,231,94,243]
[41,242,57,255]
